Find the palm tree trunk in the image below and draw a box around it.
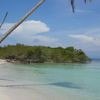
[0,0,45,43]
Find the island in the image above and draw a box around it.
[0,44,91,63]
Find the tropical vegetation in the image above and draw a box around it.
[0,44,90,63]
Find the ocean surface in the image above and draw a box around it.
[0,61,100,100]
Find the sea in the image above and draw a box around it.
[0,60,100,100]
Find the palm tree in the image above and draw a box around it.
[0,0,92,43]
[70,0,92,13]
[0,12,8,29]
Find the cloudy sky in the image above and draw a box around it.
[0,0,100,58]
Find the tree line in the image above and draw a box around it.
[0,44,90,63]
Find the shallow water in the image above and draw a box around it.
[0,61,100,100]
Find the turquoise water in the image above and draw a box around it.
[0,61,100,100]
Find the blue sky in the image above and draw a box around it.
[0,0,100,58]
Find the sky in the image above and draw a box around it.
[0,0,100,58]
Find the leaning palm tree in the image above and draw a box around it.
[0,0,92,43]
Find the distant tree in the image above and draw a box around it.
[0,45,90,63]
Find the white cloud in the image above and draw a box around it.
[75,9,92,13]
[1,20,50,35]
[0,20,59,46]
[69,34,100,46]
[85,28,100,35]
[31,35,59,46]
[13,34,58,46]
[69,34,94,42]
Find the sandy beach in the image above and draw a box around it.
[0,59,8,65]
[0,60,10,100]
[0,88,11,100]
[0,76,66,100]
[0,81,67,100]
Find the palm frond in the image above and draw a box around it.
[0,12,8,29]
[70,0,92,13]
[71,0,75,13]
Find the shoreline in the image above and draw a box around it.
[0,59,8,64]
[5,58,91,64]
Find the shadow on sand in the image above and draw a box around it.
[0,80,82,89]
[49,82,82,89]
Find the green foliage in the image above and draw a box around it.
[0,44,90,63]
